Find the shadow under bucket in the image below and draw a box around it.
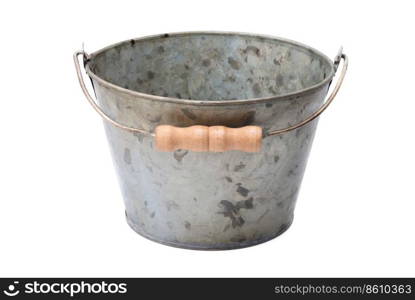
[74,32,348,250]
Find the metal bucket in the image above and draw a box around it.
[74,32,348,250]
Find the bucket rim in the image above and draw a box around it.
[85,31,335,106]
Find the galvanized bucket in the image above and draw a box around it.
[74,32,348,250]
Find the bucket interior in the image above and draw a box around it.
[89,33,333,101]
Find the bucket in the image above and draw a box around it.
[74,32,348,250]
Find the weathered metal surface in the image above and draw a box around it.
[83,32,336,249]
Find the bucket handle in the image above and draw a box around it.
[73,51,151,136]
[267,49,348,137]
[74,50,348,152]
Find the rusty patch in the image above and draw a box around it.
[218,198,254,229]
[234,162,246,172]
[123,148,131,165]
[173,149,188,163]
[236,184,250,197]
[181,108,197,120]
[184,221,191,230]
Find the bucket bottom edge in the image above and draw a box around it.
[125,213,293,250]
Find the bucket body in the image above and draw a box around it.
[85,32,335,249]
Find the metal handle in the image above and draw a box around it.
[266,51,348,136]
[73,51,152,136]
[74,50,347,138]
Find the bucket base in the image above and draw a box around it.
[126,212,293,250]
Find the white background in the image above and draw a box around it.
[0,0,414,277]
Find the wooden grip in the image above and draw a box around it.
[155,125,262,152]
